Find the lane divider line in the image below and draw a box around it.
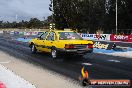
[82,63,92,66]
[108,60,120,63]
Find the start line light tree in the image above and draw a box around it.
[50,23,55,30]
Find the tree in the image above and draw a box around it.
[27,18,43,28]
[52,0,108,33]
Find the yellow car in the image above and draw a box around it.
[29,30,93,59]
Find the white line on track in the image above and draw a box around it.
[0,61,11,64]
[82,63,92,66]
[108,60,120,63]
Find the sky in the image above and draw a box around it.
[0,0,52,22]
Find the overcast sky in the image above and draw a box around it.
[0,0,51,22]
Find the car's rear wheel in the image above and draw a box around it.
[51,48,66,62]
[51,48,58,59]
[31,44,37,54]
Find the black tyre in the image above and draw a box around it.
[51,48,58,59]
[31,44,37,54]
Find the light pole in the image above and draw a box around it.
[116,0,118,34]
[49,0,55,30]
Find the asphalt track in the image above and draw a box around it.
[0,34,132,88]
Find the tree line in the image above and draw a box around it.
[0,17,52,29]
[50,0,132,34]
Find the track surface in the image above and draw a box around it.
[0,34,132,88]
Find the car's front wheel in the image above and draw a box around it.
[31,44,37,54]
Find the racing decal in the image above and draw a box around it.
[36,45,51,49]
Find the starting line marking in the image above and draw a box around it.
[108,60,120,63]
[82,63,92,66]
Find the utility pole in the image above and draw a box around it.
[116,0,118,34]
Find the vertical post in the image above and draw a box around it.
[52,0,54,30]
[116,0,118,34]
[89,0,90,33]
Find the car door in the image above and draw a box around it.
[35,31,49,51]
[44,31,55,52]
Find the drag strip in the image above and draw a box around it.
[0,35,132,86]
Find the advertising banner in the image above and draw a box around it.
[128,35,132,42]
[94,34,110,41]
[10,31,14,35]
[19,32,24,35]
[24,32,32,36]
[93,41,114,50]
[81,34,95,40]
[14,31,19,35]
[32,31,38,35]
[110,34,132,42]
[24,31,38,36]
[81,34,111,41]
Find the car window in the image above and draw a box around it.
[37,32,44,38]
[47,32,54,41]
[40,32,49,40]
[59,32,83,40]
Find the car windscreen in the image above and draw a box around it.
[58,32,83,40]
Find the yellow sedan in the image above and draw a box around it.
[29,30,93,59]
